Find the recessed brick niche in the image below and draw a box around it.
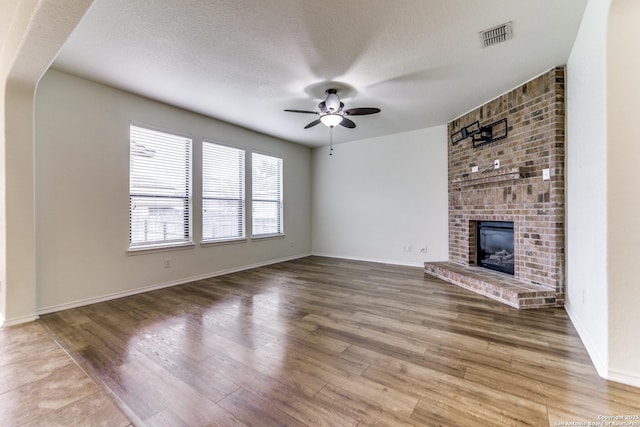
[425,67,565,309]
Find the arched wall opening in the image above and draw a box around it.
[0,0,92,325]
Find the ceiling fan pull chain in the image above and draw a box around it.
[329,127,334,156]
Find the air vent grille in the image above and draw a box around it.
[479,22,513,48]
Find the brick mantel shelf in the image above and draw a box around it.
[451,167,523,187]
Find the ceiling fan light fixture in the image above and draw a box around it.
[320,114,343,128]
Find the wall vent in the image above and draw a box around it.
[479,22,513,48]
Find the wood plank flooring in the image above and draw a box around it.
[39,256,640,426]
[0,321,131,426]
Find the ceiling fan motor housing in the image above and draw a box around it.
[324,89,341,112]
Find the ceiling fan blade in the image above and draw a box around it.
[284,109,319,115]
[344,107,381,116]
[304,119,322,129]
[339,117,356,128]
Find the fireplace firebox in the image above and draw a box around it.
[477,221,514,275]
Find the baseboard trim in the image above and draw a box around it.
[311,252,429,268]
[607,368,640,388]
[1,313,40,327]
[563,303,640,389]
[564,301,608,379]
[37,253,311,316]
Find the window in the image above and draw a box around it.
[202,142,245,242]
[252,152,283,237]
[129,125,192,249]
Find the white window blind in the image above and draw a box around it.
[129,125,192,248]
[252,152,283,237]
[202,141,245,242]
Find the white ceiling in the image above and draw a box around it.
[51,0,588,147]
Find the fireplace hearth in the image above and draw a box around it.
[477,221,514,275]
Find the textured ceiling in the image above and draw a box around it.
[52,0,588,147]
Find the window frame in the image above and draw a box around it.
[128,124,193,251]
[201,140,246,244]
[251,151,284,238]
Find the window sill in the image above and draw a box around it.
[251,233,285,241]
[200,237,248,247]
[127,242,195,256]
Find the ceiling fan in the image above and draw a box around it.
[285,89,381,129]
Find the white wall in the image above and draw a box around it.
[0,0,93,325]
[565,0,610,377]
[311,127,448,266]
[567,0,640,387]
[606,0,640,387]
[34,69,311,312]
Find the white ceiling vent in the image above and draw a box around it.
[479,22,513,48]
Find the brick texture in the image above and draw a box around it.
[441,67,565,307]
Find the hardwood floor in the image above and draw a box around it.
[38,256,640,426]
[0,321,131,426]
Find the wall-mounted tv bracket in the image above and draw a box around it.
[450,118,508,147]
[450,121,479,145]
[472,118,508,148]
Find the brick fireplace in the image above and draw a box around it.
[425,67,565,309]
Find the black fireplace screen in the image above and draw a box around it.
[477,221,514,275]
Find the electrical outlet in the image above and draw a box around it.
[471,166,479,173]
[542,168,550,181]
[164,258,171,268]
[494,159,500,169]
